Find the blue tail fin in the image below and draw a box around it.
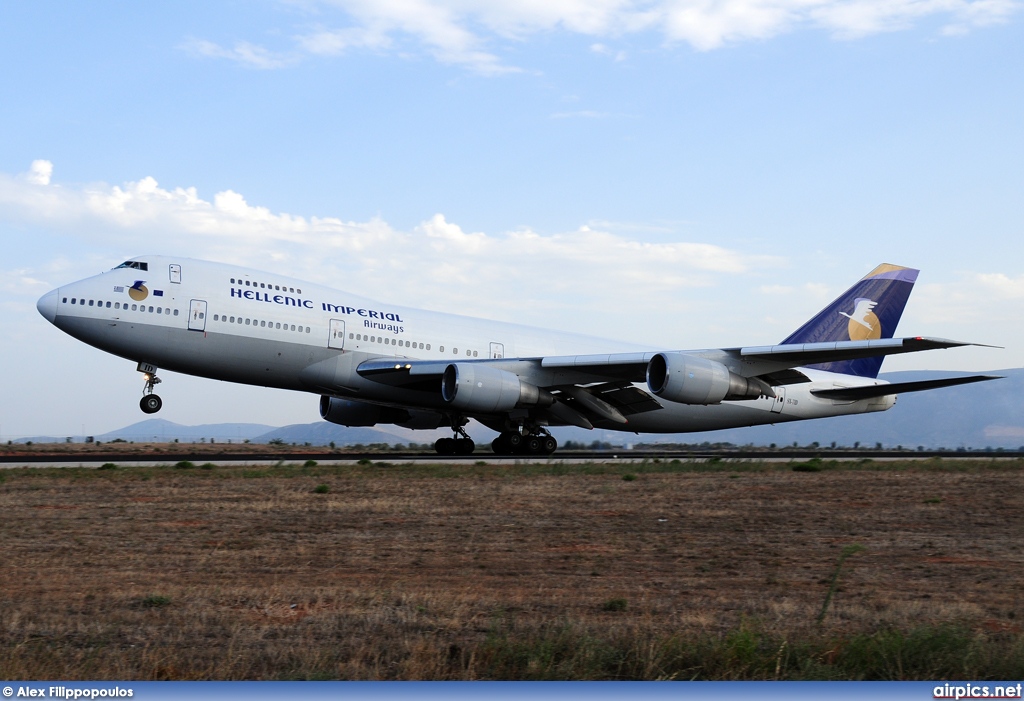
[781,264,919,378]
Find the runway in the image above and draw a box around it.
[2,447,1022,467]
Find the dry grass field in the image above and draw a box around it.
[1,457,1023,680]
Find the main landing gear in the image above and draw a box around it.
[491,428,557,456]
[138,362,163,414]
[434,416,475,455]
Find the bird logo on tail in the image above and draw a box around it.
[839,298,881,340]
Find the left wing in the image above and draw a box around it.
[357,336,982,388]
[354,336,995,426]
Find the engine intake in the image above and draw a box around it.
[646,353,770,405]
[441,364,552,413]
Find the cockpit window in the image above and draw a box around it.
[114,261,149,271]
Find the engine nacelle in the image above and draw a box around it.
[441,363,552,413]
[319,396,443,429]
[646,353,768,405]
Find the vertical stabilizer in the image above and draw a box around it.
[781,264,919,378]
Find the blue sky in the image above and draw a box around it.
[1,1,1022,438]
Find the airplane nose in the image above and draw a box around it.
[37,289,58,323]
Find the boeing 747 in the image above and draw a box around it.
[36,258,997,455]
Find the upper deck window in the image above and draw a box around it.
[114,261,149,271]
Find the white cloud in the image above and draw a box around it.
[25,160,53,186]
[550,109,611,118]
[0,162,779,334]
[181,38,296,69]
[185,0,1020,73]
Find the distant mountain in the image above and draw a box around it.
[16,369,1021,449]
[98,419,277,443]
[252,422,416,447]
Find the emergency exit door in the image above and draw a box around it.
[329,319,346,350]
[188,299,207,332]
[770,386,785,414]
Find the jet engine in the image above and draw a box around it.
[441,364,553,413]
[319,396,444,429]
[646,353,770,405]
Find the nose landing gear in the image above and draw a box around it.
[137,362,163,414]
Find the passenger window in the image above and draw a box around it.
[261,321,266,327]
[290,324,295,331]
[439,346,444,352]
[230,316,235,323]
[174,309,179,316]
[473,350,478,357]
[62,297,67,303]
[157,308,163,314]
[88,300,93,306]
[106,301,111,308]
[231,278,235,284]
[349,333,354,339]
[297,289,302,294]
[426,344,431,351]
[214,314,219,321]
[132,304,137,311]
[246,319,250,325]
[166,308,170,315]
[305,327,310,333]
[466,350,471,356]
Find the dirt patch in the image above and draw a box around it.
[0,461,1022,679]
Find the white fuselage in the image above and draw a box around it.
[38,256,895,434]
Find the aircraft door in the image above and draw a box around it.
[770,386,785,414]
[329,319,346,350]
[188,299,207,332]
[169,264,181,284]
[489,342,504,359]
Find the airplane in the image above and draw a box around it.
[35,257,999,455]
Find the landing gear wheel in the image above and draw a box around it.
[506,433,524,453]
[491,435,509,455]
[435,437,456,455]
[526,436,543,454]
[540,436,557,455]
[455,438,476,455]
[140,394,163,414]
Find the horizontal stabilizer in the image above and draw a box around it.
[809,375,1002,401]
[738,337,982,369]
